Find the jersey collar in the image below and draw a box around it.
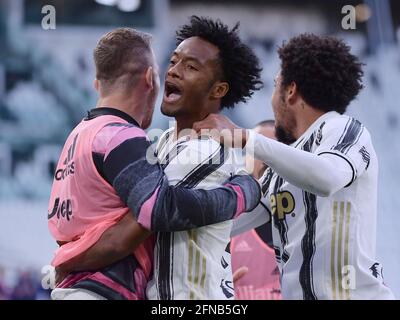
[85,107,140,127]
[292,111,340,147]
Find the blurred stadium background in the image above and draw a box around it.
[0,0,399,299]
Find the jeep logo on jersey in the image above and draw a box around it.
[55,134,78,181]
[270,191,295,220]
[48,197,73,221]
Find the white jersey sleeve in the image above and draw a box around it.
[245,118,361,197]
[230,196,271,237]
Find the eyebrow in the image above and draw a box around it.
[171,52,203,65]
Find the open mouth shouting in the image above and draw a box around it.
[163,81,183,104]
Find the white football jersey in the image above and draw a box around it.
[234,111,394,300]
[146,127,246,300]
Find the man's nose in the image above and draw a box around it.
[167,62,182,79]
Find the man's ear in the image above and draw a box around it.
[94,79,99,92]
[145,66,154,90]
[286,81,298,105]
[210,81,229,100]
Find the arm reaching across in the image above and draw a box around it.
[54,124,261,282]
[194,113,361,197]
[55,173,261,283]
[103,124,261,231]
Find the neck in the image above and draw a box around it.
[175,102,220,138]
[96,92,145,127]
[175,116,197,134]
[293,105,326,139]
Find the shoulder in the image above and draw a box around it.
[97,122,146,137]
[317,113,371,147]
[95,122,148,155]
[322,114,368,136]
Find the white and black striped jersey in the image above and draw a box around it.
[146,127,246,300]
[235,111,394,300]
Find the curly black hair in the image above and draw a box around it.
[278,34,364,114]
[176,15,263,109]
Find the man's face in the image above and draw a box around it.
[142,50,160,129]
[161,36,222,118]
[271,72,296,145]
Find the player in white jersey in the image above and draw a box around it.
[146,127,247,299]
[194,34,395,300]
[147,16,262,299]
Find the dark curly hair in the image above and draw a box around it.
[278,34,364,114]
[176,15,263,109]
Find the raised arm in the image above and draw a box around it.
[193,114,368,197]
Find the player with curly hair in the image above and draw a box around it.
[144,16,263,300]
[195,34,395,299]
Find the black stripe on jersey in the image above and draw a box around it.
[339,122,363,156]
[299,133,318,300]
[273,246,282,263]
[155,130,171,158]
[225,242,231,254]
[272,176,291,265]
[345,124,363,155]
[104,137,149,185]
[318,151,356,187]
[92,122,140,185]
[300,191,318,300]
[177,145,227,189]
[294,137,305,148]
[158,232,173,300]
[101,255,139,293]
[93,152,107,183]
[346,123,364,154]
[170,232,175,299]
[160,142,188,170]
[261,167,274,196]
[105,122,137,128]
[253,200,273,235]
[335,118,351,149]
[332,118,363,154]
[359,146,371,170]
[173,146,219,187]
[73,279,127,300]
[71,255,140,300]
[85,108,140,126]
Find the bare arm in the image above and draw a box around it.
[55,213,151,285]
